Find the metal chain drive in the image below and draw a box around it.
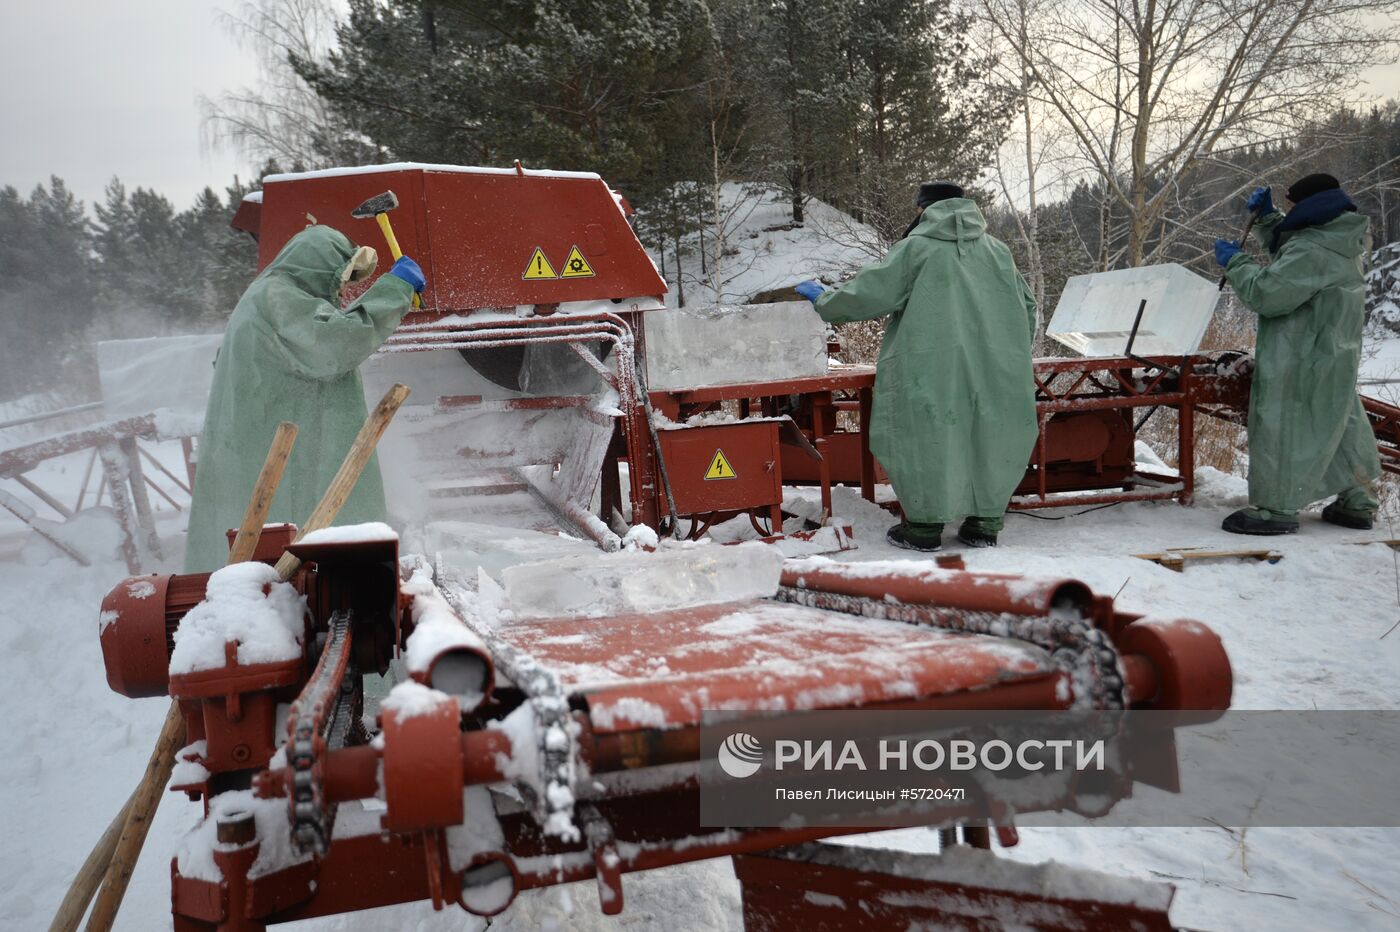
[775,587,1127,710]
[287,610,356,855]
[435,562,580,841]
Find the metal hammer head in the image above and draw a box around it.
[351,190,399,219]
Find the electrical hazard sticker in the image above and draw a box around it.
[522,247,558,280]
[704,449,737,480]
[559,244,596,278]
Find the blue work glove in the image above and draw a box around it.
[794,280,827,303]
[1214,239,1242,268]
[387,255,426,293]
[1245,186,1273,216]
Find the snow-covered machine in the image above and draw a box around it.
[84,163,1255,929]
[99,526,1232,930]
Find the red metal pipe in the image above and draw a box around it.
[456,851,520,917]
[511,825,878,892]
[780,563,1094,617]
[415,647,495,713]
[1037,393,1188,413]
[322,744,380,800]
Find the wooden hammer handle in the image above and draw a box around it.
[274,383,411,581]
[1218,208,1264,290]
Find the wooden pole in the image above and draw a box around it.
[15,473,75,519]
[46,800,133,932]
[227,422,298,565]
[273,384,410,580]
[138,444,193,494]
[61,423,303,932]
[0,488,90,567]
[73,447,100,512]
[97,443,140,575]
[120,437,163,562]
[73,385,407,932]
[80,706,184,932]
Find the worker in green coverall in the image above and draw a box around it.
[794,182,1039,551]
[183,225,425,571]
[1215,173,1381,535]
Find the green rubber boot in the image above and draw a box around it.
[957,515,1003,548]
[1222,506,1299,536]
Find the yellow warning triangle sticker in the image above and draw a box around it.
[704,448,737,480]
[522,246,558,280]
[559,244,596,278]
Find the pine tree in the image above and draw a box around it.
[295,0,716,198]
[0,179,97,398]
[738,0,858,223]
[839,0,1014,237]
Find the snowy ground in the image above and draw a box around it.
[3,452,1399,930]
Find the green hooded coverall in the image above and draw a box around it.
[1223,211,1380,519]
[183,226,414,572]
[814,198,1039,529]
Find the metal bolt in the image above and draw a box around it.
[232,743,251,763]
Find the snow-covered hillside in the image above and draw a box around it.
[652,183,883,308]
[1366,240,1400,336]
[1358,241,1400,389]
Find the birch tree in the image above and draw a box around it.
[980,0,1400,267]
[200,0,367,169]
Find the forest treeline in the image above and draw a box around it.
[5,0,1400,398]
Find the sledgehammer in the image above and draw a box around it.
[1217,206,1265,291]
[352,190,420,308]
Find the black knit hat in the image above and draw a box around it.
[1285,173,1341,204]
[916,181,964,208]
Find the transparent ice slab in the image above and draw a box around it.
[97,334,222,420]
[501,540,784,620]
[1046,263,1220,358]
[645,301,828,390]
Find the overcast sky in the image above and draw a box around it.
[2,2,1399,214]
[1,1,251,210]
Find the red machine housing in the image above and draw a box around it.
[237,163,667,313]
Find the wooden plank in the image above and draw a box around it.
[73,447,99,512]
[1133,547,1283,572]
[138,444,191,495]
[0,415,160,478]
[1344,538,1400,550]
